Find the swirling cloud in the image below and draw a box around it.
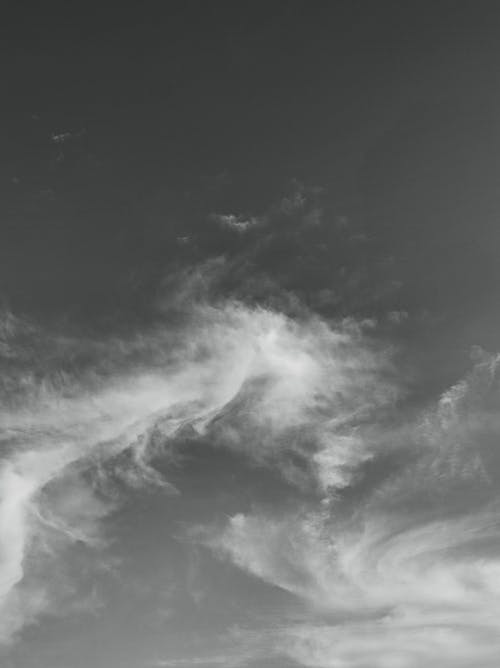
[0,298,392,644]
[210,350,500,667]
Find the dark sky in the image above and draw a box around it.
[2,2,500,322]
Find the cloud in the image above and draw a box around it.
[6,276,499,666]
[207,348,500,667]
[0,297,394,644]
[277,620,500,668]
[210,214,263,233]
[50,129,85,144]
[201,310,396,475]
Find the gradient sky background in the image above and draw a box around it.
[2,3,500,667]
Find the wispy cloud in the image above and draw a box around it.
[0,296,394,644]
[4,277,499,667]
[210,214,263,233]
[206,349,500,667]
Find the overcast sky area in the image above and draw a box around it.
[2,3,500,667]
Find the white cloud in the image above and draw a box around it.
[0,299,394,644]
[6,291,500,667]
[207,349,500,667]
[278,620,500,668]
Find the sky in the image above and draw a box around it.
[2,3,500,667]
